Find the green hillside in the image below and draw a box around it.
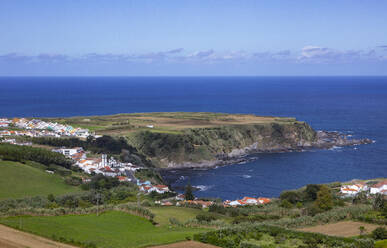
[0,160,81,199]
[0,211,206,248]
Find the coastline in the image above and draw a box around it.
[159,130,372,171]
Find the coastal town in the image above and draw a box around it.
[0,116,386,248]
[0,117,276,208]
[0,118,95,139]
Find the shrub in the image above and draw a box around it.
[196,213,218,222]
[314,185,333,211]
[280,191,303,204]
[372,227,387,240]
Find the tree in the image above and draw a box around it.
[304,184,321,201]
[314,185,333,211]
[279,191,302,204]
[184,183,194,200]
[280,200,293,209]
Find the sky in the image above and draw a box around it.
[1,0,387,76]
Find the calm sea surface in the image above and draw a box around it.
[1,77,386,199]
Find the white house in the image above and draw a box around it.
[340,183,368,196]
[241,197,259,205]
[227,200,242,206]
[370,180,387,195]
[154,185,170,194]
[53,147,84,156]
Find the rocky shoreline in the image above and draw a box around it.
[160,131,372,171]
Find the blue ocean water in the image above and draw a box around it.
[1,76,386,199]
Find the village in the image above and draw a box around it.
[0,117,277,209]
[54,146,275,208]
[0,118,95,139]
[2,117,385,210]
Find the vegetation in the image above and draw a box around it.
[194,224,374,248]
[372,227,387,240]
[0,211,206,248]
[45,112,317,168]
[0,160,81,199]
[185,183,195,200]
[0,185,138,212]
[0,143,72,168]
[314,185,334,211]
[31,135,152,167]
[149,206,204,226]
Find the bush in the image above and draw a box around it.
[280,191,303,204]
[314,185,333,211]
[196,213,218,222]
[194,224,374,248]
[280,200,293,209]
[372,227,387,240]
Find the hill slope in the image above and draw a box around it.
[46,112,369,169]
[0,160,81,199]
[47,112,317,168]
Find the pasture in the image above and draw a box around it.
[0,160,81,199]
[0,211,207,248]
[46,112,296,136]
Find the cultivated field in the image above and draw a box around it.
[0,160,81,199]
[46,112,297,136]
[0,211,207,248]
[299,221,382,237]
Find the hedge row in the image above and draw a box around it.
[194,224,374,248]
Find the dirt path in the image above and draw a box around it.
[149,241,219,248]
[0,224,78,248]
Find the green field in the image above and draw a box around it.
[0,211,207,248]
[0,160,81,199]
[46,112,295,136]
[150,206,204,225]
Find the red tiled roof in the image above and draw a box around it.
[258,197,271,204]
[372,180,387,188]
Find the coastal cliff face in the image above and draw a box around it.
[126,120,318,168]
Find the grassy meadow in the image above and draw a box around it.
[0,160,81,199]
[0,211,207,248]
[150,206,205,225]
[45,112,297,136]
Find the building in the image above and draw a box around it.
[224,196,271,207]
[53,147,84,156]
[340,183,368,196]
[370,180,387,195]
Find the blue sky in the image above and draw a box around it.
[1,0,387,76]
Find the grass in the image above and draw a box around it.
[298,221,382,237]
[45,112,297,136]
[149,206,204,225]
[0,211,207,248]
[375,239,387,248]
[0,160,81,199]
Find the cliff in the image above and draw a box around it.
[126,120,318,168]
[47,112,371,169]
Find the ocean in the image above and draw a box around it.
[1,76,386,200]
